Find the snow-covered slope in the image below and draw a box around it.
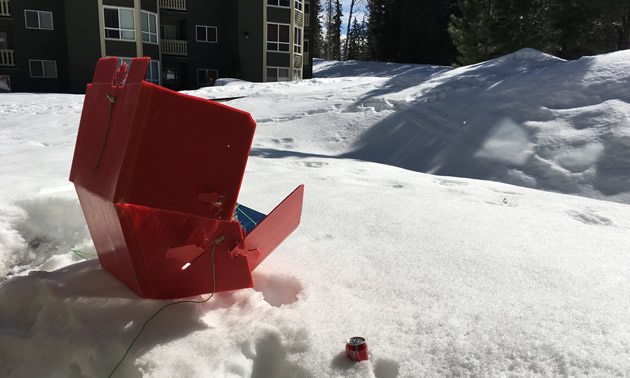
[0,49,629,377]
[229,49,630,204]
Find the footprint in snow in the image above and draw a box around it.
[303,161,327,168]
[568,210,613,226]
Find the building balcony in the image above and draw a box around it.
[0,0,10,17]
[293,54,302,69]
[0,49,15,67]
[161,39,187,56]
[294,10,303,28]
[159,0,186,11]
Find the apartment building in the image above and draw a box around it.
[0,0,314,93]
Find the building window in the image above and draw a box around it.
[197,69,218,86]
[25,10,54,30]
[118,57,133,67]
[0,75,10,92]
[295,0,303,11]
[104,7,135,41]
[267,0,290,8]
[141,11,158,44]
[146,60,160,84]
[196,25,217,43]
[0,32,7,49]
[116,58,159,84]
[29,60,57,78]
[161,25,177,40]
[267,67,290,82]
[305,1,310,14]
[293,69,302,80]
[267,23,290,52]
[294,27,302,54]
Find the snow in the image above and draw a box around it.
[1,48,630,377]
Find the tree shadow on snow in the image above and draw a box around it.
[249,147,334,160]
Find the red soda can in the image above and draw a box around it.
[346,337,368,361]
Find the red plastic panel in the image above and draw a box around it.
[125,57,150,83]
[92,57,118,84]
[69,68,145,200]
[118,86,255,221]
[235,185,304,271]
[75,185,143,295]
[116,204,252,299]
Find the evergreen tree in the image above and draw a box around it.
[449,0,628,65]
[324,0,333,59]
[310,0,324,58]
[367,0,457,64]
[343,0,361,60]
[599,0,630,50]
[546,0,623,59]
[612,0,630,49]
[331,0,343,60]
[366,0,396,61]
[396,0,458,65]
[448,0,498,65]
[347,18,369,60]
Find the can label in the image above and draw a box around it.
[345,337,368,361]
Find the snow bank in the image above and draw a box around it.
[323,49,630,204]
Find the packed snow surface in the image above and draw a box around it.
[1,49,629,377]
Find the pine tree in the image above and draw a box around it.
[366,0,457,64]
[396,0,458,65]
[310,0,324,58]
[449,0,553,65]
[613,0,630,49]
[449,0,627,65]
[366,0,396,61]
[324,0,333,59]
[601,0,630,50]
[331,0,343,60]
[343,0,359,60]
[347,18,369,60]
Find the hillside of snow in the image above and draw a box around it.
[0,49,629,377]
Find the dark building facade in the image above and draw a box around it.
[0,0,313,93]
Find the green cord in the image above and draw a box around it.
[107,236,225,378]
[93,93,116,175]
[235,205,258,226]
[71,249,97,260]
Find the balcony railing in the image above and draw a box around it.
[304,51,309,64]
[159,0,186,11]
[161,39,187,56]
[294,11,303,28]
[293,54,302,69]
[305,13,310,27]
[0,49,14,66]
[0,0,10,17]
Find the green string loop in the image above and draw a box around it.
[108,236,225,377]
[93,92,116,175]
[235,205,258,226]
[71,249,97,260]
